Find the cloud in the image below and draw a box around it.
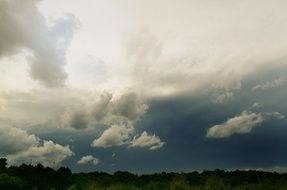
[252,77,285,91]
[265,112,285,119]
[129,131,164,150]
[0,121,38,154]
[206,111,264,138]
[252,102,262,108]
[77,155,99,165]
[61,92,149,130]
[0,123,73,167]
[90,92,149,125]
[88,92,164,150]
[91,124,133,148]
[0,89,86,132]
[212,91,233,104]
[7,140,73,167]
[91,125,165,150]
[0,89,149,133]
[0,0,78,87]
[61,109,89,130]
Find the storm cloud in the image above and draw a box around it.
[0,0,77,87]
[1,0,287,173]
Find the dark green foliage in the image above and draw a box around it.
[0,158,7,172]
[0,173,23,190]
[0,158,287,190]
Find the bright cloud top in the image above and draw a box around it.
[77,155,99,165]
[129,131,165,150]
[206,111,264,138]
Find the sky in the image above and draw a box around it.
[1,0,287,173]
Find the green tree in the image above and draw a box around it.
[0,158,7,172]
[0,173,23,190]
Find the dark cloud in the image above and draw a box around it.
[0,0,78,87]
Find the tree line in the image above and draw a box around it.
[1,158,287,190]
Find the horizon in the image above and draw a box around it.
[1,0,287,174]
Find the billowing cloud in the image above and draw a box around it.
[91,125,165,150]
[91,124,133,148]
[77,155,99,165]
[0,121,38,154]
[0,123,73,167]
[206,111,264,138]
[129,131,164,150]
[7,140,73,167]
[61,92,148,130]
[61,109,89,130]
[0,0,77,87]
[252,77,285,91]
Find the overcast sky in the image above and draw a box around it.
[1,0,287,173]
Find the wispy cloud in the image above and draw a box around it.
[252,77,285,91]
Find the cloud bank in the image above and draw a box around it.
[0,123,73,167]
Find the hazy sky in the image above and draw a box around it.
[1,0,287,173]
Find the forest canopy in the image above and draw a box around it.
[0,158,287,190]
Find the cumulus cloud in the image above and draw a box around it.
[91,124,133,148]
[77,155,99,165]
[0,121,38,154]
[7,140,73,167]
[206,111,264,138]
[252,77,285,91]
[0,123,73,167]
[0,0,78,87]
[61,92,148,130]
[61,109,89,130]
[129,131,164,150]
[91,125,165,150]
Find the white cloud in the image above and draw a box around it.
[129,131,164,150]
[77,155,99,165]
[91,124,133,148]
[206,111,264,138]
[0,123,73,167]
[7,141,73,167]
[252,77,285,91]
[91,125,164,150]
